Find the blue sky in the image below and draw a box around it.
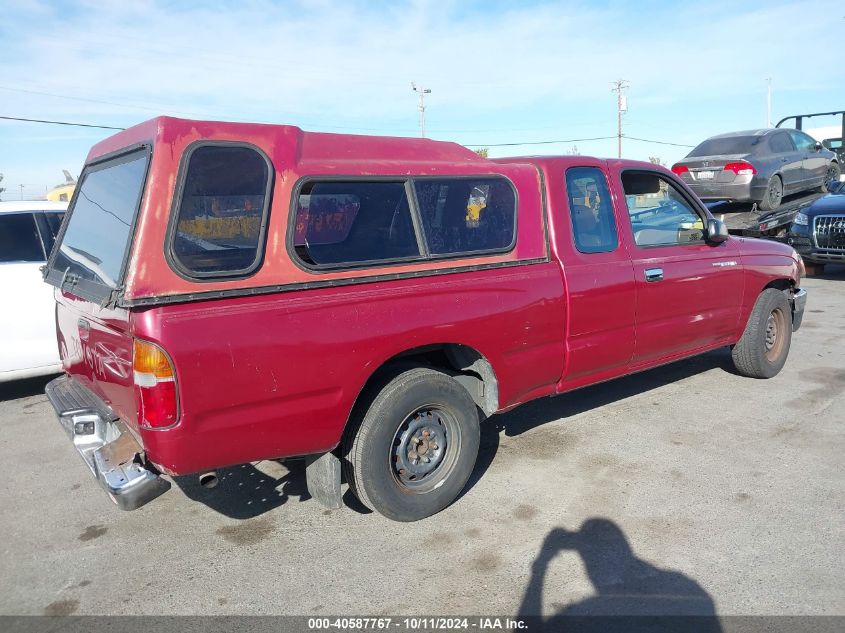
[2,0,844,199]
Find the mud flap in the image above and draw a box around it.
[305,452,342,509]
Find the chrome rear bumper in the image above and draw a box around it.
[45,375,170,510]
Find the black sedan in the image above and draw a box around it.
[786,181,845,269]
[672,128,840,211]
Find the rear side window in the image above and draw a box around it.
[0,213,44,262]
[171,144,272,277]
[769,133,794,153]
[414,178,515,255]
[293,181,419,267]
[50,150,149,287]
[565,167,618,253]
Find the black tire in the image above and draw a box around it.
[818,162,840,193]
[732,288,792,379]
[343,367,480,521]
[758,174,783,211]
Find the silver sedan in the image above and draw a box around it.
[672,128,840,210]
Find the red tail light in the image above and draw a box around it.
[133,339,179,429]
[671,164,689,176]
[723,161,757,175]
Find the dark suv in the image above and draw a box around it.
[786,181,845,269]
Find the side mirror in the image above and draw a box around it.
[814,141,823,151]
[706,218,729,244]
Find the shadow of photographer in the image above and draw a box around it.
[518,518,722,632]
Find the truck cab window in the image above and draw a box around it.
[564,167,618,253]
[622,171,705,247]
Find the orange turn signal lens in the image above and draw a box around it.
[133,339,174,380]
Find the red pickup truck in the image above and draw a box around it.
[43,117,806,521]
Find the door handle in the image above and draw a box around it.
[781,157,789,162]
[78,318,90,341]
[644,268,664,282]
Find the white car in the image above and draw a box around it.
[0,200,67,382]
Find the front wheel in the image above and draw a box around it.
[758,175,783,211]
[343,367,480,521]
[732,288,793,379]
[819,162,841,192]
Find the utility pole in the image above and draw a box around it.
[19,184,24,200]
[611,79,629,158]
[411,82,431,138]
[766,77,772,128]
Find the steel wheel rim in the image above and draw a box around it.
[390,405,461,493]
[764,307,787,362]
[768,178,782,207]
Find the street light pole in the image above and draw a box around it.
[412,82,431,138]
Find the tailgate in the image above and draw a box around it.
[56,289,139,432]
[45,146,152,433]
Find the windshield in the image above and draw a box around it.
[49,150,149,289]
[688,136,758,157]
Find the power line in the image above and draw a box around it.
[0,114,696,150]
[0,85,203,117]
[465,136,617,148]
[623,135,694,148]
[0,115,125,130]
[467,134,693,149]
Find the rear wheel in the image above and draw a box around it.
[732,288,792,378]
[818,162,840,192]
[343,367,480,521]
[758,175,783,211]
